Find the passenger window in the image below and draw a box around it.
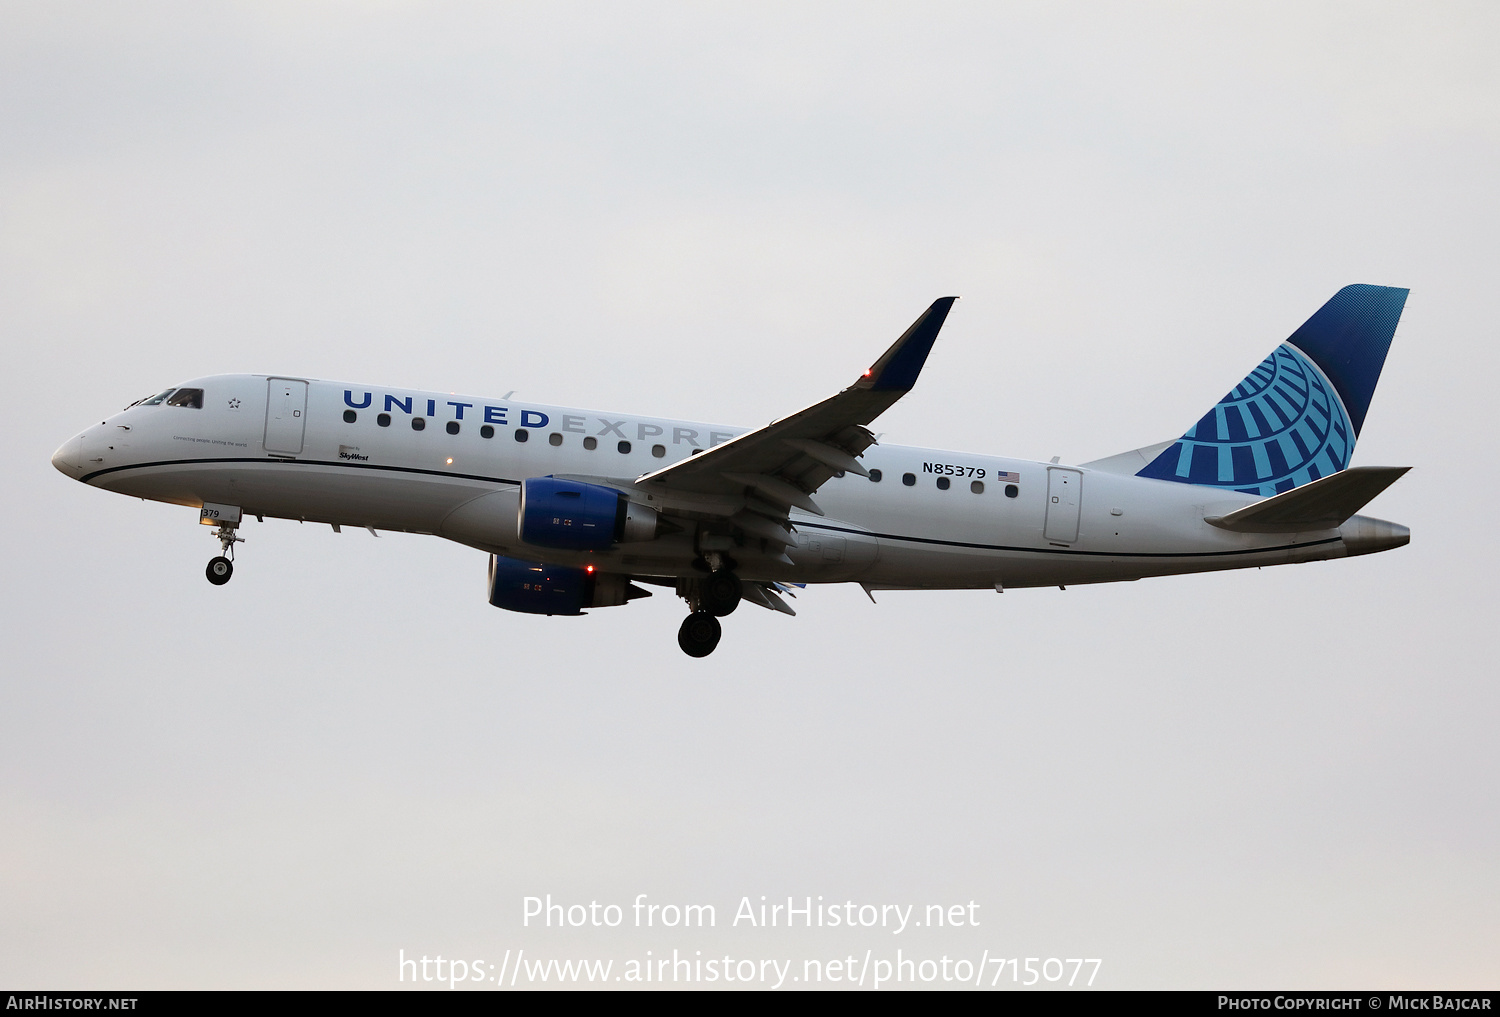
[970,480,984,494]
[343,409,357,423]
[166,388,203,408]
[1005,484,1019,498]
[412,417,426,431]
[549,433,563,446]
[651,444,665,458]
[902,473,915,486]
[868,469,883,482]
[936,477,950,490]
[515,429,529,442]
[142,389,175,406]
[446,421,460,435]
[583,436,598,450]
[618,441,632,454]
[480,424,495,439]
[377,413,391,427]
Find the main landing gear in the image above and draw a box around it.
[205,522,243,586]
[701,569,742,617]
[676,557,743,657]
[678,611,721,658]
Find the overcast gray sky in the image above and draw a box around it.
[2,1,1496,990]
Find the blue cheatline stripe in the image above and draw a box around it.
[86,458,1344,564]
[80,456,524,488]
[794,520,1341,561]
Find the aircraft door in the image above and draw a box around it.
[264,378,308,454]
[1043,468,1082,543]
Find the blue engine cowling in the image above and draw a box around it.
[519,476,658,551]
[487,555,591,615]
[487,555,651,616]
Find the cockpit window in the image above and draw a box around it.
[166,388,203,408]
[139,389,176,406]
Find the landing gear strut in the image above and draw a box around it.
[205,522,242,586]
[678,611,722,657]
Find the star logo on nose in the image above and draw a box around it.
[227,398,241,409]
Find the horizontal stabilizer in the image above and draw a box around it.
[1205,466,1409,533]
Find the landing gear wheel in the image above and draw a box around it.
[701,569,742,617]
[678,611,722,657]
[206,556,234,585]
[206,522,242,585]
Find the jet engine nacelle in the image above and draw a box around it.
[518,476,660,551]
[487,555,652,616]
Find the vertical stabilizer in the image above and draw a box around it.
[1135,284,1408,496]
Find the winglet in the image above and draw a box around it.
[855,297,958,392]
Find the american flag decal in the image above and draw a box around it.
[996,471,1020,483]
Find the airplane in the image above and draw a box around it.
[51,285,1411,657]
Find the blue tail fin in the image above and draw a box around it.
[1135,284,1408,496]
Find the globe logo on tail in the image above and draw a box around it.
[1138,343,1353,497]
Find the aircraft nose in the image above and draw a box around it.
[51,435,84,476]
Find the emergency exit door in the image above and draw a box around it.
[1044,468,1082,543]
[264,378,308,454]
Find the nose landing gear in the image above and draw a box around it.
[206,556,233,585]
[205,522,243,586]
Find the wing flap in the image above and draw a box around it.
[723,472,824,515]
[729,509,798,547]
[782,437,871,478]
[741,582,798,616]
[1205,466,1410,532]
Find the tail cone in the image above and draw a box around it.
[1340,514,1410,556]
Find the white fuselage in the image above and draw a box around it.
[53,374,1389,591]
